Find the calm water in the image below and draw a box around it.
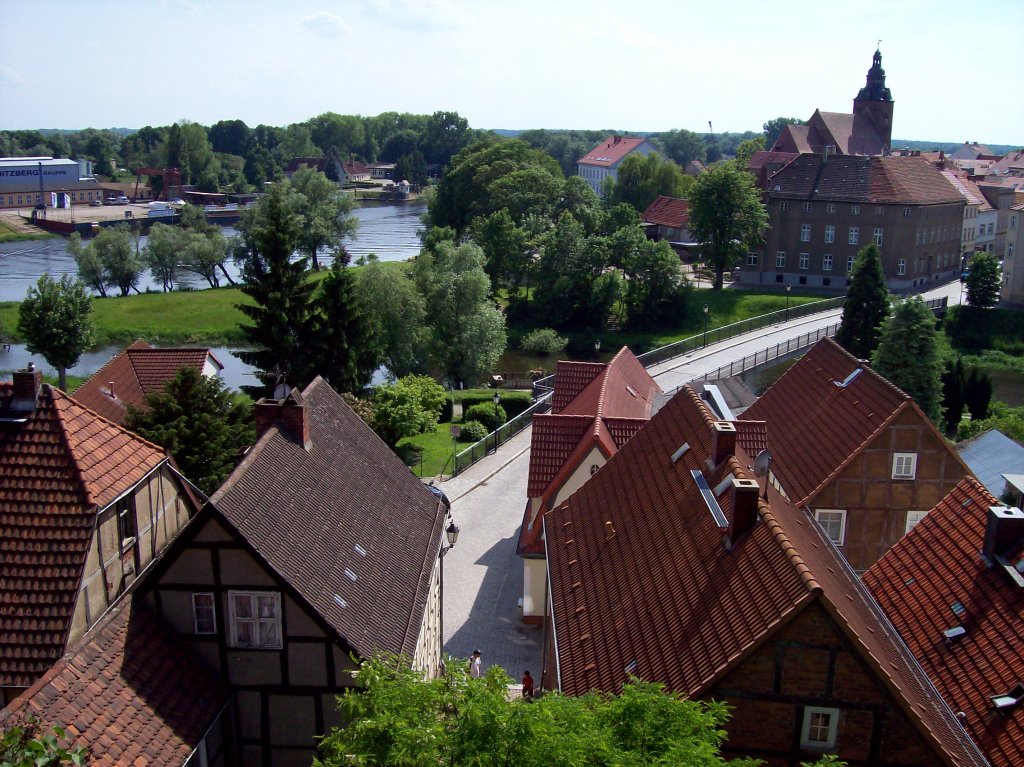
[0,200,426,303]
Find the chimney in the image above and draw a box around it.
[613,135,621,145]
[108,381,116,399]
[254,388,311,450]
[727,476,761,546]
[12,363,42,411]
[982,505,1024,565]
[710,421,737,467]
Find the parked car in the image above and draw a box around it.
[89,199,102,207]
[116,196,129,205]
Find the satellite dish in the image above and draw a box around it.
[753,450,772,477]
[272,383,290,400]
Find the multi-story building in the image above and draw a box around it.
[940,170,993,268]
[576,135,660,197]
[1002,202,1024,305]
[741,153,964,291]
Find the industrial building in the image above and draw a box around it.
[0,156,103,209]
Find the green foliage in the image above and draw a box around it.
[463,402,506,431]
[957,401,1024,443]
[734,136,766,167]
[941,357,966,435]
[181,228,232,288]
[125,367,254,496]
[607,152,693,214]
[963,367,993,421]
[688,163,768,290]
[614,233,690,330]
[371,375,447,447]
[0,718,87,766]
[17,274,94,391]
[964,251,1002,309]
[458,419,488,442]
[356,258,430,378]
[653,128,707,167]
[316,653,752,767]
[469,208,532,299]
[521,327,568,356]
[288,164,358,270]
[762,117,805,148]
[944,305,1024,354]
[68,226,144,297]
[836,244,890,360]
[872,297,943,422]
[143,223,184,292]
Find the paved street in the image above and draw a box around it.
[439,278,962,678]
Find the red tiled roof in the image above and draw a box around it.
[526,415,595,497]
[865,478,1024,765]
[734,419,768,457]
[941,171,995,211]
[0,383,167,687]
[551,361,604,413]
[872,156,965,204]
[211,377,446,659]
[74,341,221,425]
[284,157,328,174]
[545,387,988,767]
[641,196,690,229]
[1,598,229,766]
[742,338,911,505]
[579,136,654,168]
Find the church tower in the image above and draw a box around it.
[853,48,894,152]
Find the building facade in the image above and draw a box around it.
[577,135,660,197]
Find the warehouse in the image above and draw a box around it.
[0,156,103,209]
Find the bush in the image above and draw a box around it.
[459,419,488,442]
[521,327,569,357]
[458,390,532,419]
[464,402,506,431]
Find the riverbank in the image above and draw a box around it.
[0,216,57,243]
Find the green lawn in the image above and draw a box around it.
[397,421,462,478]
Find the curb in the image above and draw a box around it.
[445,442,532,503]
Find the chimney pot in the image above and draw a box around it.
[12,364,43,410]
[108,381,116,399]
[605,520,616,540]
[727,477,761,546]
[254,389,311,449]
[710,421,737,466]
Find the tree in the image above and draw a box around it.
[941,357,966,436]
[304,260,381,392]
[963,367,993,421]
[734,136,766,167]
[288,164,358,270]
[620,236,690,330]
[957,402,1024,443]
[607,152,692,213]
[356,258,430,378]
[208,118,252,156]
[836,244,890,360]
[68,226,143,297]
[762,117,805,148]
[370,375,446,447]
[469,208,530,299]
[316,653,755,767]
[17,274,93,391]
[125,367,254,496]
[871,297,943,422]
[144,223,184,292]
[656,128,707,167]
[688,162,768,289]
[181,228,233,288]
[964,251,1001,309]
[1,718,87,766]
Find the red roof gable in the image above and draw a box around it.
[641,196,690,229]
[865,478,1024,765]
[0,382,167,686]
[551,361,604,413]
[742,338,911,505]
[544,387,987,766]
[579,136,654,168]
[1,598,229,766]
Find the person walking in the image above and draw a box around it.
[469,650,482,678]
[521,670,534,701]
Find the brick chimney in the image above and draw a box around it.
[12,363,42,411]
[982,505,1024,565]
[254,388,311,450]
[710,421,737,467]
[726,476,761,547]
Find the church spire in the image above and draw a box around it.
[856,47,892,102]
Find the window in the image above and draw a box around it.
[192,593,217,634]
[1009,243,1015,260]
[228,591,282,649]
[824,225,835,244]
[848,226,859,245]
[897,259,906,275]
[800,224,811,242]
[875,206,884,216]
[873,227,884,246]
[799,253,810,269]
[780,201,789,212]
[802,202,813,213]
[826,203,836,213]
[798,275,807,285]
[815,509,846,545]
[905,510,928,534]
[823,254,833,271]
[115,497,136,548]
[801,707,839,750]
[892,452,917,480]
[746,252,758,266]
[776,251,786,268]
[822,277,831,287]
[903,207,911,218]
[846,255,856,274]
[851,204,860,215]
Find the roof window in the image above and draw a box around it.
[991,682,1024,712]
[671,443,690,463]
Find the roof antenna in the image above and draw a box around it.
[753,450,772,499]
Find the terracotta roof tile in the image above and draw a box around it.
[210,377,446,659]
[1,598,229,766]
[526,415,595,497]
[551,361,604,413]
[742,338,910,504]
[545,387,988,767]
[0,383,167,687]
[579,136,654,168]
[865,478,1024,765]
[641,196,690,229]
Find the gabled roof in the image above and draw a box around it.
[956,429,1024,498]
[641,196,690,229]
[283,156,328,174]
[578,136,654,168]
[872,156,966,204]
[74,340,223,424]
[864,478,1024,766]
[0,382,168,687]
[545,387,988,767]
[741,338,912,505]
[551,361,604,413]
[0,597,229,766]
[941,171,995,211]
[210,377,446,659]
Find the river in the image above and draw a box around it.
[0,200,426,303]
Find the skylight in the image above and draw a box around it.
[691,470,728,528]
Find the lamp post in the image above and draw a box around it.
[785,282,792,322]
[493,391,501,453]
[594,338,601,353]
[438,517,460,673]
[703,303,710,348]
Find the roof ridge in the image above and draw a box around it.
[47,386,99,508]
[757,498,822,594]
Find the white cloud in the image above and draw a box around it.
[365,0,462,32]
[301,10,350,38]
[0,66,26,87]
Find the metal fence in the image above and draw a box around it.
[636,296,846,368]
[453,393,552,475]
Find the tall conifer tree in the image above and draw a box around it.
[836,243,889,360]
[872,297,943,422]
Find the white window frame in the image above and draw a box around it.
[814,509,847,545]
[801,706,839,750]
[892,452,917,480]
[228,590,283,649]
[873,227,884,246]
[776,251,786,268]
[851,204,860,215]
[822,254,833,272]
[905,510,928,534]
[802,202,813,213]
[746,252,758,266]
[192,592,217,635]
[800,224,811,242]
[848,226,859,245]
[824,225,835,244]
[897,258,906,276]
[799,252,810,270]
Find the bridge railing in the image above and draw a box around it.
[453,393,552,475]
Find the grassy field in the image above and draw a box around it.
[0,218,55,243]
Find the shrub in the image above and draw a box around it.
[458,391,532,419]
[459,419,488,442]
[464,402,506,431]
[521,327,569,357]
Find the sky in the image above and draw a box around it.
[1,0,1022,145]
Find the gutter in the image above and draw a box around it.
[542,513,561,693]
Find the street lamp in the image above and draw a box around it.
[703,303,710,347]
[594,339,601,353]
[785,283,792,322]
[438,516,460,673]
[493,391,501,452]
